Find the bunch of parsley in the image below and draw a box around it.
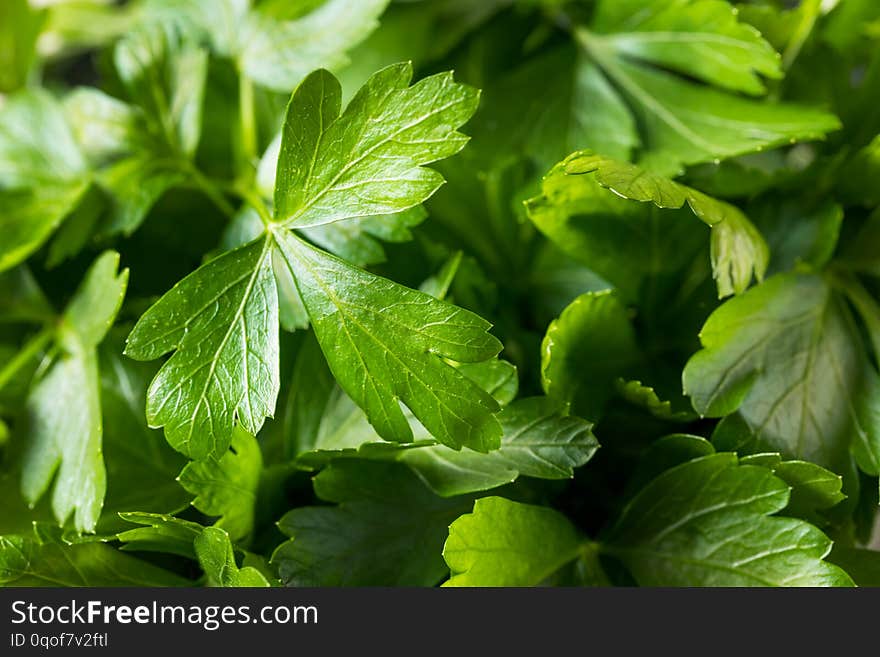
[1,0,879,587]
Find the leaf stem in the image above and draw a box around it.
[239,72,258,169]
[236,185,274,226]
[782,0,822,71]
[827,267,880,364]
[187,166,238,218]
[0,326,54,393]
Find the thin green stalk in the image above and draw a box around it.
[828,267,880,364]
[237,185,274,226]
[187,167,238,218]
[782,0,822,71]
[239,72,258,169]
[0,326,53,392]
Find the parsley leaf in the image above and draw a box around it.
[273,65,479,228]
[274,231,503,451]
[128,65,500,456]
[0,527,188,586]
[0,0,44,94]
[125,239,279,460]
[145,0,389,93]
[604,453,854,586]
[444,496,595,587]
[115,512,202,558]
[0,90,89,272]
[400,397,598,497]
[527,150,769,298]
[576,0,841,174]
[179,426,263,542]
[444,452,852,587]
[114,25,208,160]
[195,526,270,587]
[273,461,471,586]
[683,272,880,473]
[541,290,638,419]
[21,252,128,533]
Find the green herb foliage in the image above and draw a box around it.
[0,0,877,588]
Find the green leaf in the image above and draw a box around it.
[115,512,202,558]
[0,90,89,272]
[541,290,638,419]
[526,167,699,299]
[574,0,840,174]
[254,137,429,266]
[593,0,782,95]
[98,346,190,532]
[0,0,45,93]
[114,25,208,158]
[194,526,270,587]
[179,426,262,542]
[0,265,53,324]
[66,28,209,236]
[739,454,845,519]
[750,199,842,275]
[0,529,188,586]
[274,231,502,451]
[273,64,479,228]
[63,87,187,237]
[473,45,638,169]
[272,461,471,586]
[142,0,388,93]
[683,272,878,472]
[634,436,845,521]
[605,453,853,586]
[402,398,598,497]
[527,151,769,299]
[615,380,694,422]
[63,88,147,164]
[286,332,516,465]
[444,497,598,587]
[129,66,497,457]
[125,237,279,460]
[22,252,128,533]
[239,0,389,92]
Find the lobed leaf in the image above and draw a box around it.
[683,272,880,473]
[274,231,502,451]
[273,64,479,228]
[606,453,854,586]
[273,461,470,586]
[179,426,263,542]
[126,238,279,460]
[444,497,593,587]
[21,252,128,533]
